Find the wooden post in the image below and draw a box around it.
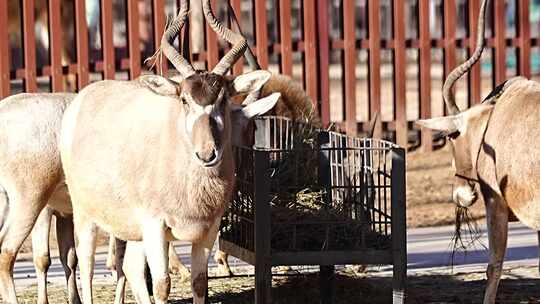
[391,147,406,304]
[75,0,89,89]
[0,0,10,98]
[418,1,432,151]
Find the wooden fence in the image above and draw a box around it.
[0,0,537,151]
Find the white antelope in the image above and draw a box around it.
[0,93,80,304]
[417,0,540,302]
[58,0,278,303]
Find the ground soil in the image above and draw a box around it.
[17,265,540,303]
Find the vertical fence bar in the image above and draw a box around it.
[344,0,357,135]
[468,0,482,105]
[254,150,271,304]
[127,0,141,79]
[443,0,457,115]
[0,0,10,98]
[518,0,531,78]
[231,0,244,75]
[368,0,382,136]
[22,0,38,92]
[153,0,168,75]
[279,0,293,76]
[317,0,331,128]
[393,2,407,148]
[391,147,407,304]
[419,1,432,151]
[494,0,506,85]
[101,0,115,79]
[254,0,269,69]
[49,0,64,92]
[75,0,89,89]
[205,0,219,70]
[303,1,318,109]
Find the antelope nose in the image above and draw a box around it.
[196,149,217,163]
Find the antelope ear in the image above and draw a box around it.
[139,75,179,97]
[415,115,464,135]
[231,93,280,128]
[230,70,272,96]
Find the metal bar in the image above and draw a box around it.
[494,0,506,85]
[368,0,381,136]
[0,0,10,98]
[317,0,330,128]
[443,0,457,115]
[101,0,115,79]
[518,0,531,78]
[391,147,407,304]
[254,150,271,304]
[127,0,141,79]
[303,1,318,111]
[22,0,38,92]
[75,0,90,89]
[153,0,168,74]
[344,0,357,135]
[393,1,407,148]
[254,0,269,68]
[205,0,219,70]
[468,0,482,105]
[418,0,432,151]
[49,0,64,91]
[230,0,245,75]
[279,0,293,76]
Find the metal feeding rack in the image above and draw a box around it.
[219,116,406,304]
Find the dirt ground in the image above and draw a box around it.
[17,265,540,303]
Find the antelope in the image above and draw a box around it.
[416,0,540,302]
[0,93,81,304]
[58,0,278,302]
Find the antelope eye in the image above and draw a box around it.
[181,97,189,108]
[447,130,460,139]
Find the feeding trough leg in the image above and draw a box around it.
[254,150,271,304]
[391,148,407,304]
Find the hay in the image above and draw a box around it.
[449,206,486,268]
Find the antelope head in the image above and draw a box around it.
[416,0,490,207]
[143,0,278,167]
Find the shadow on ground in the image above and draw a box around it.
[19,267,540,303]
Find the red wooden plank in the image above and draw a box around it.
[303,0,318,110]
[344,0,357,135]
[205,0,219,70]
[443,0,457,114]
[101,0,115,79]
[518,0,531,78]
[419,0,432,151]
[153,0,168,75]
[22,0,38,92]
[494,0,506,84]
[393,1,407,148]
[254,0,269,68]
[468,0,481,105]
[368,0,381,136]
[49,0,64,92]
[279,0,293,76]
[0,0,10,98]
[75,0,89,89]
[231,0,244,75]
[317,0,330,127]
[127,0,141,79]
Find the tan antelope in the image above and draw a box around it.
[58,0,279,302]
[0,93,81,304]
[417,0,540,302]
